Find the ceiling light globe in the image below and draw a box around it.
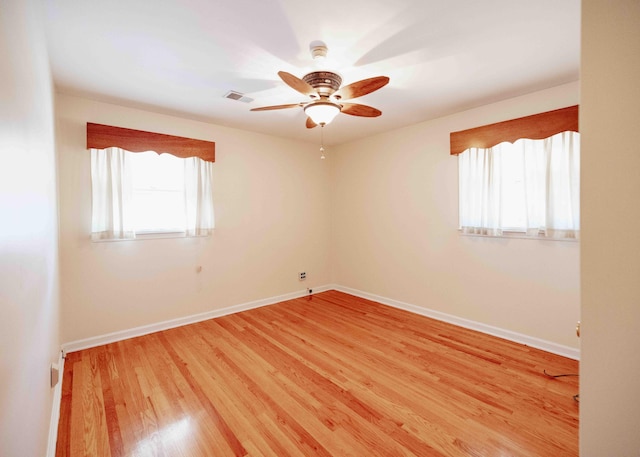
[304,101,341,126]
[309,40,328,60]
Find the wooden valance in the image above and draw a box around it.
[450,105,579,155]
[87,123,215,162]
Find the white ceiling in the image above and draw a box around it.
[43,0,580,146]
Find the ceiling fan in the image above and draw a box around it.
[250,42,389,129]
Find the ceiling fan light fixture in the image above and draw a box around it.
[309,40,328,61]
[304,101,341,126]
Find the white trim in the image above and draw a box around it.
[62,283,579,360]
[91,231,210,242]
[46,350,65,457]
[332,284,580,360]
[62,285,333,353]
[459,230,579,242]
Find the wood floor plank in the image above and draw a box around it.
[56,291,578,456]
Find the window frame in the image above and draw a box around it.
[87,123,215,242]
[452,106,580,241]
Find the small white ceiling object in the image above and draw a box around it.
[42,0,580,146]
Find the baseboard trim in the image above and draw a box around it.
[62,283,579,360]
[46,349,65,457]
[332,284,580,360]
[62,285,333,353]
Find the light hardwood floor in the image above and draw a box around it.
[56,290,578,456]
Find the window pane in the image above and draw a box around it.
[131,190,185,232]
[499,145,526,231]
[129,152,186,232]
[130,152,184,191]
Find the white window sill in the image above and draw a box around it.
[458,229,579,242]
[91,231,210,242]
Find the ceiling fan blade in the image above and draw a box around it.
[334,76,389,100]
[340,103,382,117]
[250,103,301,111]
[278,71,316,97]
[306,117,317,129]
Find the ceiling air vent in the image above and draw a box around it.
[224,90,253,103]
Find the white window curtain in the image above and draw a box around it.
[184,157,215,236]
[459,131,580,239]
[522,131,580,238]
[90,148,215,240]
[458,145,503,236]
[91,147,135,241]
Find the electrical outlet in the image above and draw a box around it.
[299,271,306,281]
[51,363,59,388]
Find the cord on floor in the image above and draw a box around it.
[543,370,579,403]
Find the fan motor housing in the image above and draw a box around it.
[303,71,342,97]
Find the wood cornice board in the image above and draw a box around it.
[86,123,215,162]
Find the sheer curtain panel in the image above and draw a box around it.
[91,149,215,240]
[458,146,503,236]
[184,157,215,236]
[458,131,580,239]
[542,131,580,238]
[90,147,135,241]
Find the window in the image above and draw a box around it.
[90,147,214,241]
[458,131,580,239]
[130,152,186,234]
[86,123,216,241]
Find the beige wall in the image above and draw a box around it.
[0,1,60,456]
[331,82,581,349]
[56,83,583,354]
[57,95,331,343]
[580,0,640,454]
